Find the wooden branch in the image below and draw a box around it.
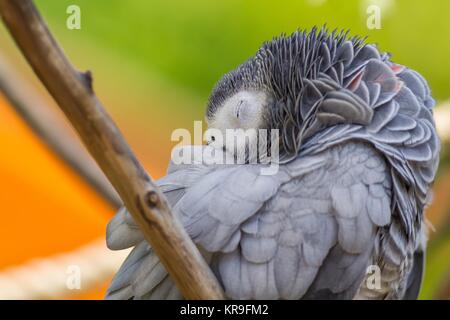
[0,54,122,208]
[0,0,224,299]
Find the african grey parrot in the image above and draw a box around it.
[105,27,440,299]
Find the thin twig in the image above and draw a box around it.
[0,53,122,208]
[0,0,224,299]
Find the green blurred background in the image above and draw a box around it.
[1,0,450,299]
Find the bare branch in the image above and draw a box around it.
[0,53,122,208]
[0,0,224,299]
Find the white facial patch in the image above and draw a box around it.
[208,90,268,131]
[206,90,270,162]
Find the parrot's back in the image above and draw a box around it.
[105,29,439,300]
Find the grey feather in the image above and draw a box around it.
[106,207,143,250]
[402,250,425,300]
[106,27,439,300]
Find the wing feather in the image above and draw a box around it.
[107,143,396,300]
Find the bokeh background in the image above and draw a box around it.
[1,0,450,299]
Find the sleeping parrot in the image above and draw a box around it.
[105,27,440,300]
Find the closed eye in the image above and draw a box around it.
[210,90,268,131]
[235,100,244,119]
